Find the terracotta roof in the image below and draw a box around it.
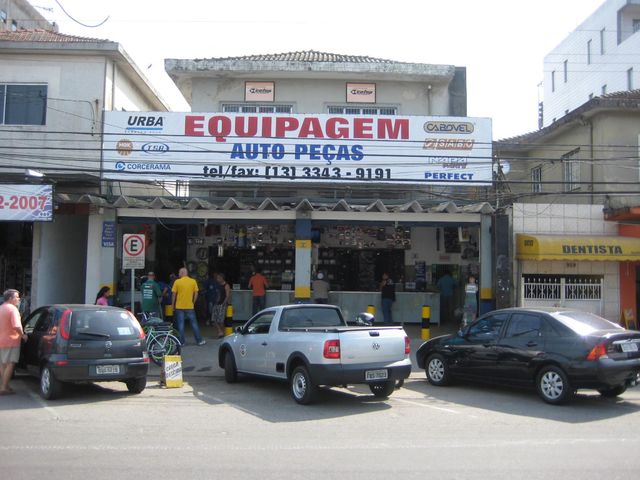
[199,50,405,64]
[0,29,112,44]
[496,89,640,145]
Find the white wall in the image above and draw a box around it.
[543,0,640,125]
[84,210,117,304]
[511,203,620,320]
[31,214,88,308]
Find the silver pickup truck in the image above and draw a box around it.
[218,304,412,404]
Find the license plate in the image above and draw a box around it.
[96,365,120,375]
[365,369,388,381]
[621,343,639,353]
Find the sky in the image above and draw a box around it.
[33,0,606,140]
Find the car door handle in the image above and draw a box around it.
[526,341,538,347]
[261,342,268,346]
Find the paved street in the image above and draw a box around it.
[2,332,640,480]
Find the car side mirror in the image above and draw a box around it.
[235,326,243,335]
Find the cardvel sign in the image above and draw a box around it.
[122,234,145,270]
[103,112,492,185]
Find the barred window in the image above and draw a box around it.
[222,104,293,114]
[327,105,397,115]
[562,148,580,192]
[531,166,542,193]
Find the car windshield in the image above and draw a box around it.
[70,309,140,340]
[553,311,623,336]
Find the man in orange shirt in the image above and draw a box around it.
[0,289,27,395]
[248,267,268,315]
[172,268,205,346]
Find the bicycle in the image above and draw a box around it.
[137,312,182,366]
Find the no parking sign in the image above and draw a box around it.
[123,234,145,270]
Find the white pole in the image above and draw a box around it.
[130,268,135,316]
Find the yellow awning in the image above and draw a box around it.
[516,234,640,261]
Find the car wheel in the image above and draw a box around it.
[290,365,317,405]
[126,377,147,394]
[40,365,63,400]
[224,351,237,383]
[598,385,627,398]
[536,365,574,405]
[369,381,396,398]
[426,354,450,386]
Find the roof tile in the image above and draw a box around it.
[200,50,404,64]
[0,28,111,44]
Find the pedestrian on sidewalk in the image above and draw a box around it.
[202,272,219,326]
[0,289,27,395]
[312,272,330,304]
[379,273,396,325]
[140,272,163,319]
[213,273,231,338]
[172,267,206,346]
[95,286,110,306]
[248,267,268,315]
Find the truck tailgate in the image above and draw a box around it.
[338,327,407,365]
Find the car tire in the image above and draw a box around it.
[224,350,238,384]
[126,377,147,394]
[425,354,450,386]
[40,365,63,400]
[598,385,627,398]
[369,381,396,398]
[536,365,574,405]
[290,365,316,405]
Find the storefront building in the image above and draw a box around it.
[97,51,495,323]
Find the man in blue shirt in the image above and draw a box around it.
[436,270,457,325]
[202,273,219,326]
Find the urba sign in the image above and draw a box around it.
[103,112,492,185]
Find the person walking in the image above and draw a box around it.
[140,272,163,318]
[171,267,205,346]
[248,267,268,315]
[95,286,110,306]
[202,272,219,326]
[462,275,479,328]
[0,289,27,395]
[436,270,457,325]
[213,273,231,338]
[312,273,330,304]
[379,273,396,325]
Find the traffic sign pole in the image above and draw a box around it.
[123,234,146,316]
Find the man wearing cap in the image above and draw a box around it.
[312,273,330,304]
[140,271,163,319]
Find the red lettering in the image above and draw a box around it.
[326,117,349,139]
[299,118,324,138]
[185,115,205,136]
[378,118,409,140]
[353,118,374,139]
[261,116,273,139]
[275,117,299,138]
[235,116,258,138]
[208,116,232,142]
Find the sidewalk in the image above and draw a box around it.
[149,322,460,379]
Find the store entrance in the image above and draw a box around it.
[155,223,188,280]
[0,222,33,298]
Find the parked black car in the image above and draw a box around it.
[19,305,149,399]
[416,308,640,404]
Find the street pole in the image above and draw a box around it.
[131,268,135,316]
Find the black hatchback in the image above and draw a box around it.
[416,308,640,404]
[19,305,149,399]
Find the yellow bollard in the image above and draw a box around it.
[421,305,431,340]
[224,304,234,336]
[367,304,376,317]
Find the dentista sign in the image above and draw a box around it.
[103,112,492,185]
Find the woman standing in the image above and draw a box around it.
[379,273,396,325]
[95,286,110,306]
[462,276,478,327]
[213,273,231,338]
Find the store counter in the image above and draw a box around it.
[230,289,440,325]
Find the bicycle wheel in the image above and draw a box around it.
[148,333,181,365]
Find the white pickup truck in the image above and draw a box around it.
[218,304,412,404]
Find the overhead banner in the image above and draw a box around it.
[102,112,492,185]
[0,184,53,222]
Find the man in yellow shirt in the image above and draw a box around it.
[172,267,205,346]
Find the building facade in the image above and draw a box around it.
[542,0,640,127]
[0,29,167,308]
[0,0,56,32]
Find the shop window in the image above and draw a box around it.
[0,84,47,125]
[0,10,7,23]
[327,106,397,115]
[222,104,293,114]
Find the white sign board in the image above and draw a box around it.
[122,234,145,270]
[0,184,53,221]
[103,112,492,185]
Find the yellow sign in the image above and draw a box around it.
[516,234,640,262]
[162,355,183,388]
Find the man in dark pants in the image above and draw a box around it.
[436,270,457,325]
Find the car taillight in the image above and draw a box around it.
[323,339,341,359]
[405,336,411,355]
[143,352,150,364]
[127,312,145,339]
[59,309,72,340]
[587,343,608,361]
